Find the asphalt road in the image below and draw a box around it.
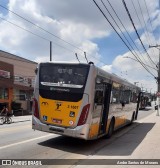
[0,108,155,168]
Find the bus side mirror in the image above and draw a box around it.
[35,67,38,75]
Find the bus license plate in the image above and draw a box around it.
[52,118,62,124]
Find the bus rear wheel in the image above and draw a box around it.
[106,119,114,138]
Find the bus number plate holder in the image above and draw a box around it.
[52,118,62,124]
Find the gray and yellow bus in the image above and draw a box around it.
[32,62,141,140]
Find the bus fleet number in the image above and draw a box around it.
[67,105,79,109]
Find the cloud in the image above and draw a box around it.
[101,50,158,93]
[0,0,159,93]
[0,0,111,62]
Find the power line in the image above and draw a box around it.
[131,0,158,67]
[0,17,114,69]
[0,4,84,53]
[0,18,111,69]
[0,17,49,42]
[122,0,157,74]
[0,6,113,68]
[137,0,152,45]
[0,16,99,64]
[0,16,84,56]
[101,0,137,55]
[143,0,156,41]
[92,0,156,78]
[143,0,158,60]
[136,0,157,66]
[102,0,157,75]
[106,0,138,48]
[103,0,156,71]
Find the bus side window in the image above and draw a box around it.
[120,90,131,104]
[94,89,104,105]
[130,92,137,103]
[93,83,104,118]
[111,89,120,104]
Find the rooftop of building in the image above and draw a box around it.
[0,50,37,65]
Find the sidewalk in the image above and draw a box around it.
[74,108,160,167]
[12,115,32,123]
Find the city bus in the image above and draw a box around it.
[32,62,141,140]
[139,92,150,110]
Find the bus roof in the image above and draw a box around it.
[96,66,140,90]
[39,61,89,66]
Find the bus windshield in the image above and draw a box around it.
[40,64,89,89]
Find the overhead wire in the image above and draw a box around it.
[102,0,157,75]
[136,0,157,66]
[122,0,157,76]
[0,2,136,75]
[128,0,157,68]
[92,0,156,78]
[0,4,85,53]
[0,16,79,55]
[0,16,49,42]
[143,0,158,62]
[131,0,157,68]
[137,0,153,45]
[0,16,120,73]
[131,0,158,67]
[1,2,156,77]
[101,0,150,70]
[143,0,157,44]
[103,0,156,72]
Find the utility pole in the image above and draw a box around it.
[50,41,52,61]
[149,45,160,116]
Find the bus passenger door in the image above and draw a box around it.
[99,83,112,135]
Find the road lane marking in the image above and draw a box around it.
[0,134,53,150]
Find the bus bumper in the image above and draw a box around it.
[32,116,90,140]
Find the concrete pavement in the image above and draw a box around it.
[11,115,31,123]
[1,105,160,168]
[74,108,160,167]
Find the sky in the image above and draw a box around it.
[0,0,160,93]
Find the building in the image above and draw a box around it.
[0,50,37,115]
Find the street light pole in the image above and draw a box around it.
[149,45,160,116]
[123,56,157,70]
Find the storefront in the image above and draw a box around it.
[0,50,37,115]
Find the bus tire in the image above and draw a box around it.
[106,118,115,138]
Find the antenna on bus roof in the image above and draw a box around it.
[75,53,80,63]
[84,52,89,63]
